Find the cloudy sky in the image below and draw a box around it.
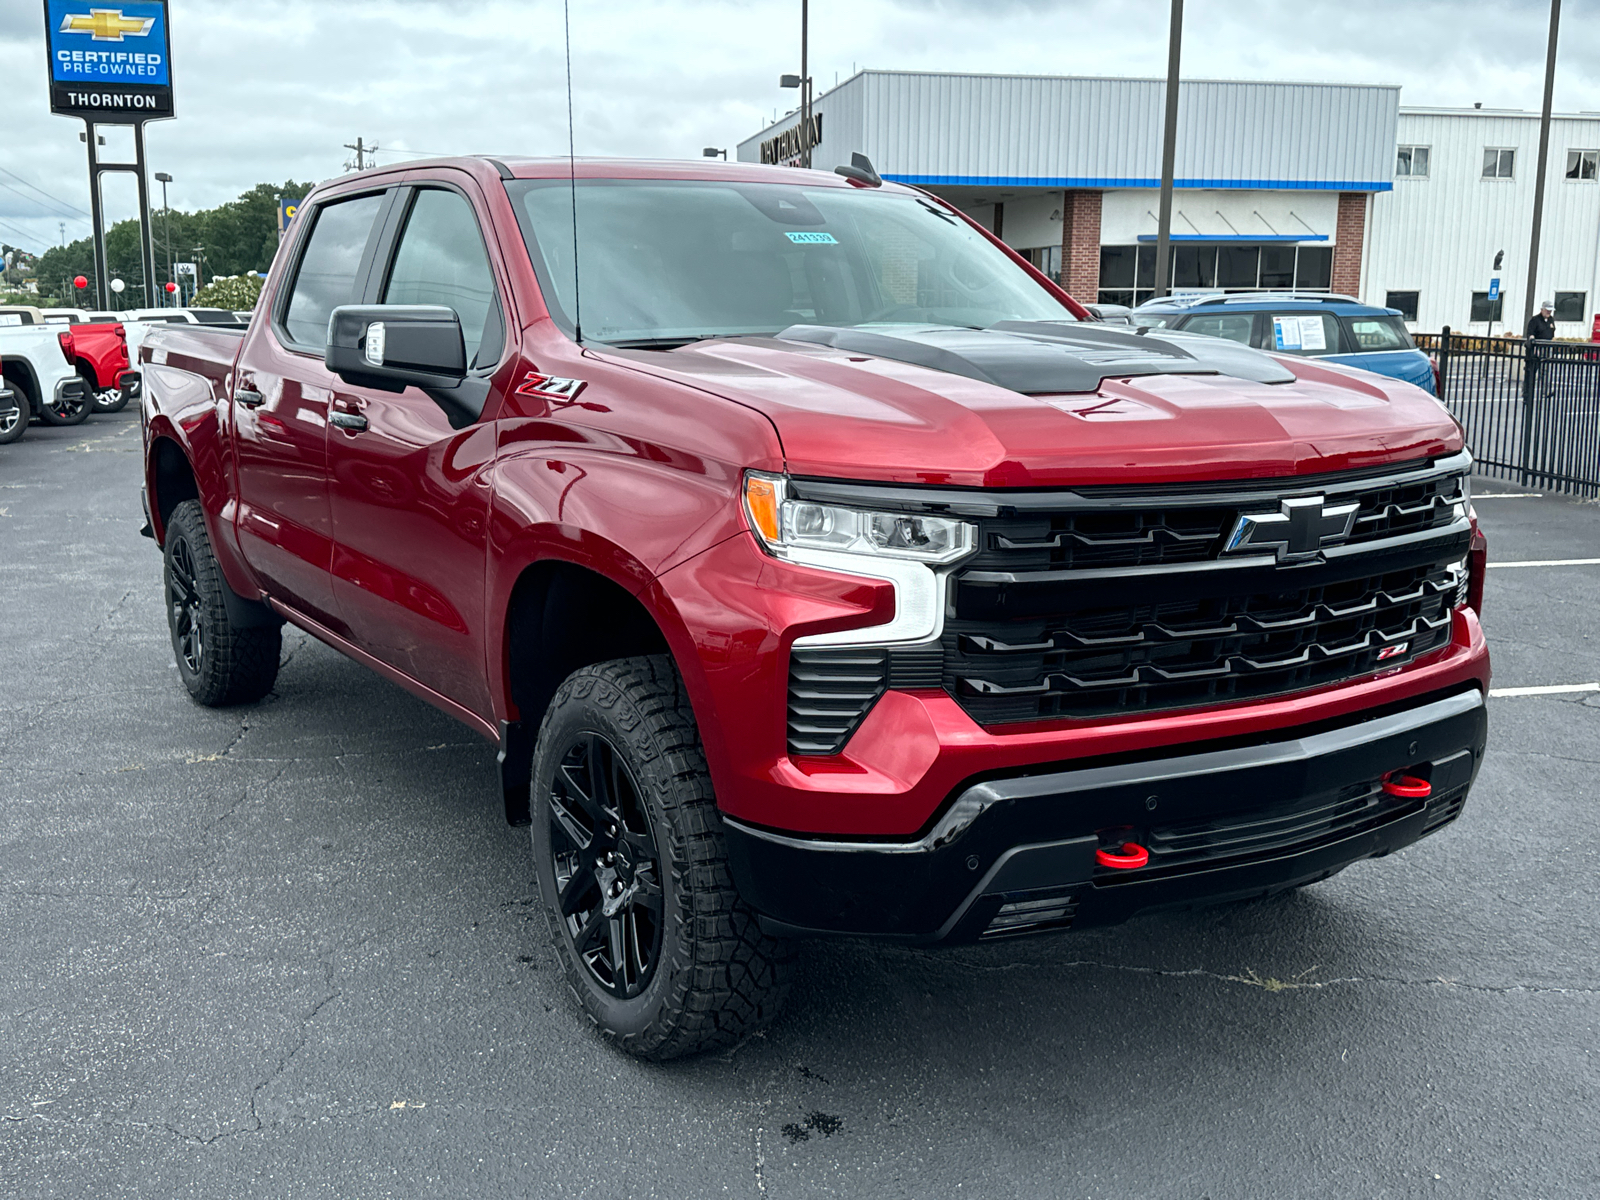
[2,0,1599,255]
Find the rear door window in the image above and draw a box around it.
[282,192,386,348]
[380,188,501,368]
[1267,312,1343,355]
[1178,312,1256,344]
[1342,315,1415,351]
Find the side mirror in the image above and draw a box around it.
[325,305,466,393]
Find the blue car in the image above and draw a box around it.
[1131,293,1435,392]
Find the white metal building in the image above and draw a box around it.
[1367,107,1600,337]
[737,72,1600,336]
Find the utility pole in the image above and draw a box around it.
[59,221,65,248]
[343,137,378,172]
[1523,0,1560,332]
[1153,0,1184,300]
[800,0,811,169]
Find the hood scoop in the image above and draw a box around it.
[777,321,1295,394]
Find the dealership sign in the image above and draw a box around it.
[759,114,823,165]
[43,0,174,120]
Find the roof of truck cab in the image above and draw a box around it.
[314,155,910,193]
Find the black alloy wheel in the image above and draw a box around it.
[166,531,206,677]
[547,732,664,999]
[34,384,90,426]
[530,656,794,1059]
[161,500,281,706]
[0,393,26,445]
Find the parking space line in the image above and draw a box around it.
[1486,558,1600,569]
[1474,492,1543,498]
[1488,683,1600,697]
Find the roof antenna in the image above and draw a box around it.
[563,0,582,343]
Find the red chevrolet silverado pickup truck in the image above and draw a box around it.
[56,319,131,411]
[137,156,1490,1059]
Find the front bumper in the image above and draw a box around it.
[724,687,1487,943]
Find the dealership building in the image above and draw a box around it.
[738,71,1600,337]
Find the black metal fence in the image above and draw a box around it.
[1416,329,1600,498]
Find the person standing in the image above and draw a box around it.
[1526,300,1556,400]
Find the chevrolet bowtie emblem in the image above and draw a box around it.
[60,9,154,41]
[1224,496,1359,562]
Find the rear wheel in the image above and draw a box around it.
[531,656,794,1060]
[0,389,27,445]
[163,500,281,706]
[86,367,127,413]
[34,382,90,426]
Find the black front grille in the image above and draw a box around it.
[947,459,1471,726]
[948,559,1460,723]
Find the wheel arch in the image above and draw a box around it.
[494,548,718,825]
[0,357,40,409]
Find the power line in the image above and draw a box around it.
[0,178,91,223]
[0,218,48,254]
[371,145,454,158]
[0,164,90,219]
[343,136,379,172]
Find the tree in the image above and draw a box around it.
[32,179,311,306]
[192,275,263,310]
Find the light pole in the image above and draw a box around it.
[1153,0,1184,300]
[154,171,174,307]
[702,148,727,160]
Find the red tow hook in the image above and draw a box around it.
[1095,842,1150,870]
[1381,773,1432,799]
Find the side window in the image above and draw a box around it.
[1179,313,1255,344]
[382,189,500,368]
[282,193,386,348]
[1343,316,1413,351]
[1267,312,1342,356]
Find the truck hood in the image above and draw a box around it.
[597,322,1462,487]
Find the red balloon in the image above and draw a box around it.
[73,275,88,289]
[165,281,178,293]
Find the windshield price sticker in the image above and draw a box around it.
[785,231,838,244]
[1273,315,1326,351]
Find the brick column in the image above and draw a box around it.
[1331,192,1367,297]
[1058,189,1102,301]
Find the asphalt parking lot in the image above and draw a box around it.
[2,410,1597,1199]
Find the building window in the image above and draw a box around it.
[1470,292,1505,322]
[1028,245,1062,282]
[1565,150,1598,182]
[1099,242,1334,308]
[1482,148,1516,179]
[1385,290,1420,321]
[1396,146,1430,178]
[1553,292,1586,321]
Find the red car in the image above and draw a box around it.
[136,155,1490,1059]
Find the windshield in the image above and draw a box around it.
[506,178,1073,345]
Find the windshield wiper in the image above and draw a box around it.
[600,333,776,350]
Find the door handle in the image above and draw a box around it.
[330,410,368,432]
[234,387,265,407]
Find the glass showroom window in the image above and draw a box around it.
[1470,292,1505,323]
[1553,292,1586,321]
[1396,146,1430,178]
[1566,150,1598,182]
[1482,148,1516,179]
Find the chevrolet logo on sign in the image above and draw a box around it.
[59,9,154,40]
[1224,496,1359,562]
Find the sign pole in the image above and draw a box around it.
[84,121,108,310]
[133,121,156,307]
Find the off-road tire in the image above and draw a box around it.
[163,500,281,706]
[531,656,794,1060]
[0,389,27,444]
